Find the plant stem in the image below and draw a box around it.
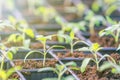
[58,74,62,80]
[96,62,99,71]
[89,19,95,35]
[43,53,46,67]
[70,43,73,54]
[43,42,46,67]
[0,55,5,70]
[115,29,119,43]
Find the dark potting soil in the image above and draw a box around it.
[13,59,57,69]
[89,35,120,47]
[10,52,120,79]
[74,65,120,80]
[10,59,58,79]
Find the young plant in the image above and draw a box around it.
[99,61,120,73]
[38,61,77,80]
[57,31,83,54]
[78,43,116,70]
[55,16,86,33]
[85,11,106,35]
[0,66,21,80]
[0,46,21,80]
[35,6,57,22]
[99,22,120,43]
[24,35,64,67]
[7,16,35,49]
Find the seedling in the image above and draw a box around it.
[7,16,34,49]
[35,6,57,22]
[24,35,64,66]
[55,16,86,33]
[99,22,120,43]
[100,61,120,73]
[0,66,21,80]
[85,11,106,35]
[78,43,116,71]
[57,31,84,54]
[0,47,21,80]
[38,61,77,80]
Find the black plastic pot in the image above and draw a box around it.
[12,49,53,59]
[7,58,77,80]
[46,41,88,49]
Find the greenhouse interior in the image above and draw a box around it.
[0,0,120,80]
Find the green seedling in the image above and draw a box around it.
[99,61,119,73]
[0,66,21,80]
[35,6,57,22]
[105,1,120,16]
[85,11,106,35]
[38,61,77,80]
[57,31,84,54]
[106,16,117,25]
[72,58,91,73]
[0,47,21,80]
[55,16,86,33]
[24,35,64,66]
[78,43,116,71]
[7,16,34,49]
[99,22,120,43]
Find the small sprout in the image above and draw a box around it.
[24,35,64,67]
[100,61,120,73]
[0,66,21,80]
[35,6,57,22]
[78,43,116,70]
[99,23,120,43]
[85,11,106,35]
[38,61,76,80]
[58,31,83,54]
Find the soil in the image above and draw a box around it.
[89,34,120,47]
[10,59,57,79]
[9,51,120,79]
[74,65,120,80]
[13,59,57,69]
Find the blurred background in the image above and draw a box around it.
[0,0,120,24]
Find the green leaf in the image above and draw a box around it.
[57,30,65,43]
[38,67,57,74]
[0,69,7,80]
[106,16,117,25]
[55,16,63,25]
[106,5,117,16]
[7,51,13,60]
[24,28,34,38]
[56,64,64,72]
[81,58,91,73]
[70,31,74,40]
[65,61,77,67]
[99,61,113,72]
[63,75,75,80]
[92,1,100,12]
[6,66,22,78]
[8,16,16,24]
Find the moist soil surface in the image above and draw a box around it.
[89,34,120,47]
[10,51,120,79]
